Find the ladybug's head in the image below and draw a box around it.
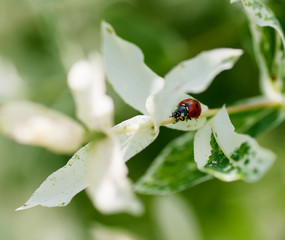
[171,105,185,118]
[171,111,180,118]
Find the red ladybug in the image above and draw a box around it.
[171,99,202,122]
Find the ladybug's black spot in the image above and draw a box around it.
[196,103,199,108]
[194,112,197,116]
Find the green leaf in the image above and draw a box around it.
[134,132,212,195]
[230,106,285,137]
[229,97,285,137]
[195,123,241,181]
[194,107,275,182]
[203,132,244,181]
[233,0,285,99]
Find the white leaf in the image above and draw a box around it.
[194,107,275,182]
[113,115,159,162]
[193,123,213,169]
[16,144,90,211]
[212,107,275,182]
[0,101,85,154]
[0,58,25,101]
[152,195,202,240]
[165,48,243,94]
[102,22,164,115]
[68,54,114,131]
[147,48,243,128]
[234,0,285,100]
[194,114,241,182]
[86,136,143,215]
[164,100,208,131]
[240,0,285,47]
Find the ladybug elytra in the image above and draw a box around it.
[171,98,202,122]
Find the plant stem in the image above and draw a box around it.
[201,99,282,118]
[160,99,283,126]
[113,99,283,133]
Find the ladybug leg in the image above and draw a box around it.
[171,116,178,123]
[183,106,189,122]
[185,115,189,122]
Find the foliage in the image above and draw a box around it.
[1,0,285,239]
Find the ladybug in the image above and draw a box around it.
[171,99,202,122]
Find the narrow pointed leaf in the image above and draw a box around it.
[0,101,85,154]
[68,54,114,131]
[102,22,164,115]
[147,48,243,128]
[86,136,143,215]
[16,144,90,210]
[237,0,285,46]
[194,107,275,182]
[233,0,285,99]
[113,115,159,162]
[135,132,212,195]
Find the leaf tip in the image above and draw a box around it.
[101,21,114,35]
[223,48,244,63]
[15,203,31,211]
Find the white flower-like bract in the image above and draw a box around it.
[13,54,144,215]
[1,21,253,214]
[102,22,243,131]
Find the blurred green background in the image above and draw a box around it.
[1,0,285,239]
